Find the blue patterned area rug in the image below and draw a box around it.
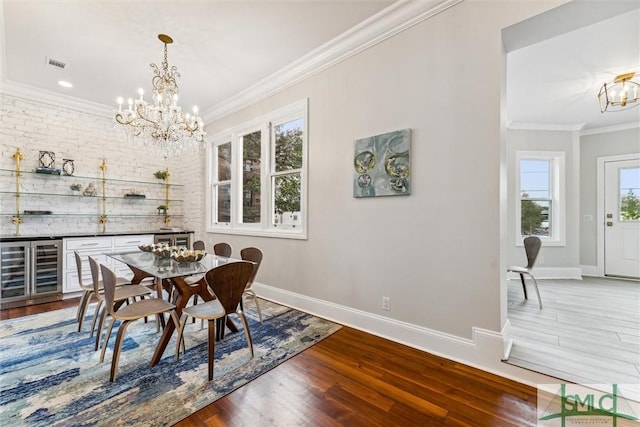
[0,299,341,426]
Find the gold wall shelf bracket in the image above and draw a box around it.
[12,148,24,235]
[99,159,107,233]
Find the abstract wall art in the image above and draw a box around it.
[353,128,410,198]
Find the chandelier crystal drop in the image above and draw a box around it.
[115,34,205,156]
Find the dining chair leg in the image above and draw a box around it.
[110,320,133,382]
[207,319,216,381]
[76,290,88,321]
[519,273,528,299]
[77,291,92,331]
[529,274,543,309]
[90,300,103,337]
[95,307,108,351]
[100,317,117,363]
[191,295,198,324]
[246,290,263,324]
[237,312,254,359]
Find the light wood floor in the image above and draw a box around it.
[3,298,540,426]
[507,276,640,386]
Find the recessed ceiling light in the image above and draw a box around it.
[58,80,73,88]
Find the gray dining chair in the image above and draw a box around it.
[507,236,543,308]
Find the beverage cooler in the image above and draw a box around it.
[0,240,62,309]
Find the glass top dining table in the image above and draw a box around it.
[108,250,235,280]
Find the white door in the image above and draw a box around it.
[604,158,640,278]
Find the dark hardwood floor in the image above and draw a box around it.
[2,298,539,426]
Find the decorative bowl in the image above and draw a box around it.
[170,250,206,262]
[138,243,155,252]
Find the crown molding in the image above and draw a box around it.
[201,0,463,123]
[0,0,463,123]
[0,80,113,117]
[579,121,640,136]
[507,121,585,132]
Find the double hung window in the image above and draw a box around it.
[207,99,307,239]
[515,151,565,245]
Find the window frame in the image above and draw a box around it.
[206,98,308,239]
[515,150,565,246]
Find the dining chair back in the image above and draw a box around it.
[240,247,263,323]
[100,263,179,382]
[213,242,232,257]
[193,240,206,251]
[523,235,542,270]
[206,261,254,317]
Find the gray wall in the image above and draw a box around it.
[580,127,640,267]
[186,0,565,342]
[506,129,580,270]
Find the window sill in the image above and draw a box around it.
[516,238,565,247]
[207,227,307,240]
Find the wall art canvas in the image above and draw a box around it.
[353,128,410,198]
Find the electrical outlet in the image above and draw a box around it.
[382,296,390,311]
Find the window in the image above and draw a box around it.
[619,167,640,221]
[207,99,308,239]
[516,151,565,246]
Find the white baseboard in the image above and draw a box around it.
[507,267,582,280]
[580,264,602,277]
[502,318,514,360]
[253,282,560,388]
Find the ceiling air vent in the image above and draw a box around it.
[47,58,66,69]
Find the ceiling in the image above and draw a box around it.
[506,3,640,132]
[0,0,394,116]
[1,0,639,132]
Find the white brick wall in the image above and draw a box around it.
[0,94,194,236]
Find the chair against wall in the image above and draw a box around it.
[240,247,263,323]
[74,251,129,333]
[213,242,232,257]
[88,256,153,351]
[507,236,543,309]
[175,261,255,381]
[100,263,180,382]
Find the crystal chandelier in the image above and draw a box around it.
[115,34,205,156]
[598,72,640,113]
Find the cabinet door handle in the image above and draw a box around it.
[80,243,100,246]
[126,240,141,244]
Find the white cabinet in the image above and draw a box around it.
[62,234,153,294]
[112,235,154,279]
